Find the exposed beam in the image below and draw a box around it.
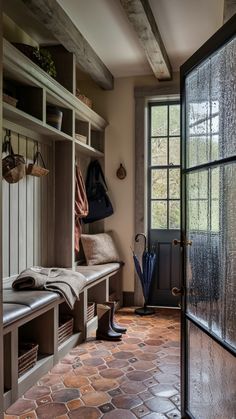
[21,0,114,90]
[223,0,236,23]
[120,0,172,80]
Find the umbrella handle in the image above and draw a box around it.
[135,233,147,252]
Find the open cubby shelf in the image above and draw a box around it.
[3,38,108,154]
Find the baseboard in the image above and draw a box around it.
[123,291,134,307]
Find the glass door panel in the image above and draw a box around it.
[188,321,236,419]
[181,17,236,419]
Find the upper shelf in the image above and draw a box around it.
[3,102,73,142]
[3,39,108,132]
[75,139,104,158]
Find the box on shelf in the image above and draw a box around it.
[75,133,87,144]
[58,315,74,346]
[18,342,39,377]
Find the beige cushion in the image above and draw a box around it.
[81,232,120,266]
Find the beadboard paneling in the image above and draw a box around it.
[2,128,53,279]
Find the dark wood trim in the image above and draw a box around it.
[22,0,114,90]
[122,291,134,307]
[120,0,172,80]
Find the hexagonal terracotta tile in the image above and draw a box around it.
[68,406,101,419]
[63,374,89,388]
[36,402,68,419]
[6,399,36,416]
[91,377,118,391]
[82,390,110,406]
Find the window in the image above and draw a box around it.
[148,102,181,230]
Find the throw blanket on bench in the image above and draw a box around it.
[12,267,87,309]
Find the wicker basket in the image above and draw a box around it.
[18,343,39,377]
[58,316,74,346]
[27,151,49,178]
[87,302,95,322]
[2,132,26,184]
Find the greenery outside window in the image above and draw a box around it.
[148,102,181,230]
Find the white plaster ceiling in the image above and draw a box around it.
[4,0,224,78]
[57,0,224,76]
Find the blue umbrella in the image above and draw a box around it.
[132,234,157,315]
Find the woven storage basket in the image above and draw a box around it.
[87,302,95,322]
[58,316,74,346]
[18,343,39,377]
[2,132,26,184]
[27,151,49,177]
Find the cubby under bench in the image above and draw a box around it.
[2,263,122,410]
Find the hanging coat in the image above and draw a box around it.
[84,160,113,224]
[75,165,89,254]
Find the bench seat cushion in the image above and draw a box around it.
[3,289,61,311]
[3,303,31,326]
[76,263,120,284]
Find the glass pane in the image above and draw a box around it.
[211,168,220,232]
[151,201,167,229]
[198,201,208,230]
[151,138,167,165]
[169,104,180,135]
[224,164,236,348]
[169,137,180,165]
[186,163,236,348]
[151,106,167,136]
[186,61,210,168]
[188,321,236,419]
[211,134,219,161]
[169,169,180,199]
[186,36,236,168]
[169,201,180,229]
[151,169,167,199]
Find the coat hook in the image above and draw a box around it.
[116,163,126,180]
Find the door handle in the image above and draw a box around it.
[172,287,184,297]
[172,239,192,246]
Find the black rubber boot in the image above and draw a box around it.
[96,304,122,341]
[105,301,127,334]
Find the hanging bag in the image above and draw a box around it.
[2,131,26,184]
[27,151,49,177]
[84,160,113,224]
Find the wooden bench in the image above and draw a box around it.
[3,263,122,409]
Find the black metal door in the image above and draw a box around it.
[147,102,181,307]
[180,15,236,418]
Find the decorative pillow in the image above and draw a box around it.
[81,232,120,266]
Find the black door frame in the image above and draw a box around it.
[180,13,236,419]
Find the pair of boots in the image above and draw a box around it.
[96,301,126,341]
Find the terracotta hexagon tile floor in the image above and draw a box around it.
[4,308,180,418]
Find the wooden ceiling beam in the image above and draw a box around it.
[21,0,114,90]
[120,0,172,80]
[223,0,236,23]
